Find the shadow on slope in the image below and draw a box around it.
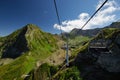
[1,26,29,58]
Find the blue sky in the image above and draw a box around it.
[0,0,120,36]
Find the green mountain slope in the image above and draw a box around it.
[28,28,120,80]
[0,24,60,80]
[0,23,119,80]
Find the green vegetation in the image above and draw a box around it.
[30,28,119,80]
[0,55,35,80]
[95,28,119,39]
[53,28,120,80]
[26,24,58,60]
[103,28,120,38]
[68,36,90,58]
[0,29,22,58]
[69,36,90,47]
[29,63,59,80]
[0,23,119,80]
[55,66,82,80]
[26,63,82,80]
[70,28,120,58]
[0,24,59,80]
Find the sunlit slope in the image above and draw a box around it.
[0,24,59,80]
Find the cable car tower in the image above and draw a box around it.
[54,0,69,66]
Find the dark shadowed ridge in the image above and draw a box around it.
[0,24,43,58]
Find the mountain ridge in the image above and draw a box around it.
[0,24,44,58]
[68,22,120,38]
[0,24,60,60]
[0,22,120,80]
[0,24,65,80]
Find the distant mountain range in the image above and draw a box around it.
[117,19,120,22]
[106,22,120,28]
[68,22,120,38]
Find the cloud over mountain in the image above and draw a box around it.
[54,0,120,32]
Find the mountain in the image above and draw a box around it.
[24,28,120,80]
[0,25,29,58]
[0,24,65,80]
[0,24,58,59]
[69,22,120,38]
[107,22,120,28]
[117,19,120,22]
[74,28,120,80]
[0,23,120,80]
[70,28,101,37]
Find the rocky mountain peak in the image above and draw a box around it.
[21,24,42,35]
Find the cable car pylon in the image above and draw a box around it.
[54,0,69,66]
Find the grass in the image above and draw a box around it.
[0,24,59,80]
[26,26,58,60]
[95,28,119,39]
[68,36,90,58]
[0,54,35,80]
[69,36,90,47]
[0,24,119,80]
[26,63,59,80]
[26,63,82,80]
[37,28,120,80]
[55,66,82,80]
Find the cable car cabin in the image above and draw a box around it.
[89,39,110,53]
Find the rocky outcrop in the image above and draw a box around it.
[75,29,120,80]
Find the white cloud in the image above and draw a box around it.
[53,0,120,32]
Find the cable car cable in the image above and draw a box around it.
[81,0,108,30]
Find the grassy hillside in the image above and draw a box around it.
[28,28,120,80]
[68,36,90,58]
[55,28,120,80]
[0,24,60,80]
[0,23,119,80]
[74,28,120,54]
